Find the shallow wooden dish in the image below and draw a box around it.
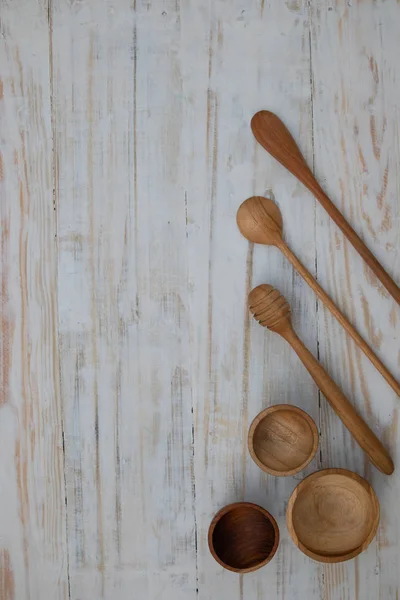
[248,405,319,476]
[208,502,279,573]
[287,468,380,563]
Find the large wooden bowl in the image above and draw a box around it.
[286,468,380,563]
[208,502,279,573]
[248,405,319,476]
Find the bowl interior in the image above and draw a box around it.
[251,406,317,475]
[212,505,277,571]
[291,472,378,558]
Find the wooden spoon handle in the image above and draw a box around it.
[316,189,400,304]
[251,111,400,304]
[279,241,400,396]
[284,328,394,475]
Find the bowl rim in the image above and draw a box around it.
[208,501,280,573]
[286,468,380,563]
[248,404,319,476]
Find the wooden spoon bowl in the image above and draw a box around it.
[248,405,319,476]
[287,468,380,563]
[237,196,283,246]
[208,502,279,573]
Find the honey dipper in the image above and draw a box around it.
[249,284,394,475]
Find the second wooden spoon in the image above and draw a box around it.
[237,196,400,397]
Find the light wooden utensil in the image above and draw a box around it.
[286,468,380,563]
[251,110,400,305]
[249,284,394,475]
[248,404,319,476]
[237,196,400,397]
[208,502,279,573]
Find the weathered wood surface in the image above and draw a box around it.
[0,0,399,598]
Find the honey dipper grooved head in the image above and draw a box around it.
[248,285,291,333]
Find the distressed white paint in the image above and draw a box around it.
[0,1,68,599]
[0,0,399,599]
[311,2,400,598]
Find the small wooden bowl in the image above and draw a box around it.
[286,468,380,563]
[248,405,319,476]
[208,502,279,573]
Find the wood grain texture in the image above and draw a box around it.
[208,502,280,573]
[287,469,380,563]
[0,0,399,598]
[52,0,197,597]
[248,404,319,476]
[311,1,400,598]
[0,1,68,598]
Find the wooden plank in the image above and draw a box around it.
[0,1,68,598]
[182,1,323,598]
[311,1,400,598]
[51,0,197,597]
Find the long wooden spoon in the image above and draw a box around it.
[237,196,400,397]
[249,284,394,475]
[251,110,400,305]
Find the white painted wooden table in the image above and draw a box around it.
[1,0,399,598]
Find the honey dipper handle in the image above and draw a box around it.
[279,242,400,396]
[283,328,394,475]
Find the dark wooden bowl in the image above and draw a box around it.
[248,405,319,476]
[286,468,380,563]
[208,502,279,573]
